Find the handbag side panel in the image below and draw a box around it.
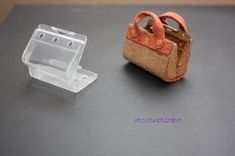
[164,43,178,82]
[176,39,192,78]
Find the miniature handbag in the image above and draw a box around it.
[123,11,192,82]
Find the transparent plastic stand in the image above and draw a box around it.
[22,24,97,93]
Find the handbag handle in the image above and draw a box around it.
[133,11,166,40]
[159,12,188,33]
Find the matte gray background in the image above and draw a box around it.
[0,5,235,156]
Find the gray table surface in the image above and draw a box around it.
[0,5,235,156]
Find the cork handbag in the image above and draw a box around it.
[123,11,192,82]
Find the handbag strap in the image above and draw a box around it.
[133,11,166,41]
[159,12,188,33]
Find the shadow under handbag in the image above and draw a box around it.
[123,11,192,82]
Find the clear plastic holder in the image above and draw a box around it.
[22,24,97,93]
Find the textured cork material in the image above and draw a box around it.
[123,39,178,81]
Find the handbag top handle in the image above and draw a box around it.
[159,12,188,33]
[133,11,166,41]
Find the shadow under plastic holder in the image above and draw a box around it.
[22,24,97,93]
